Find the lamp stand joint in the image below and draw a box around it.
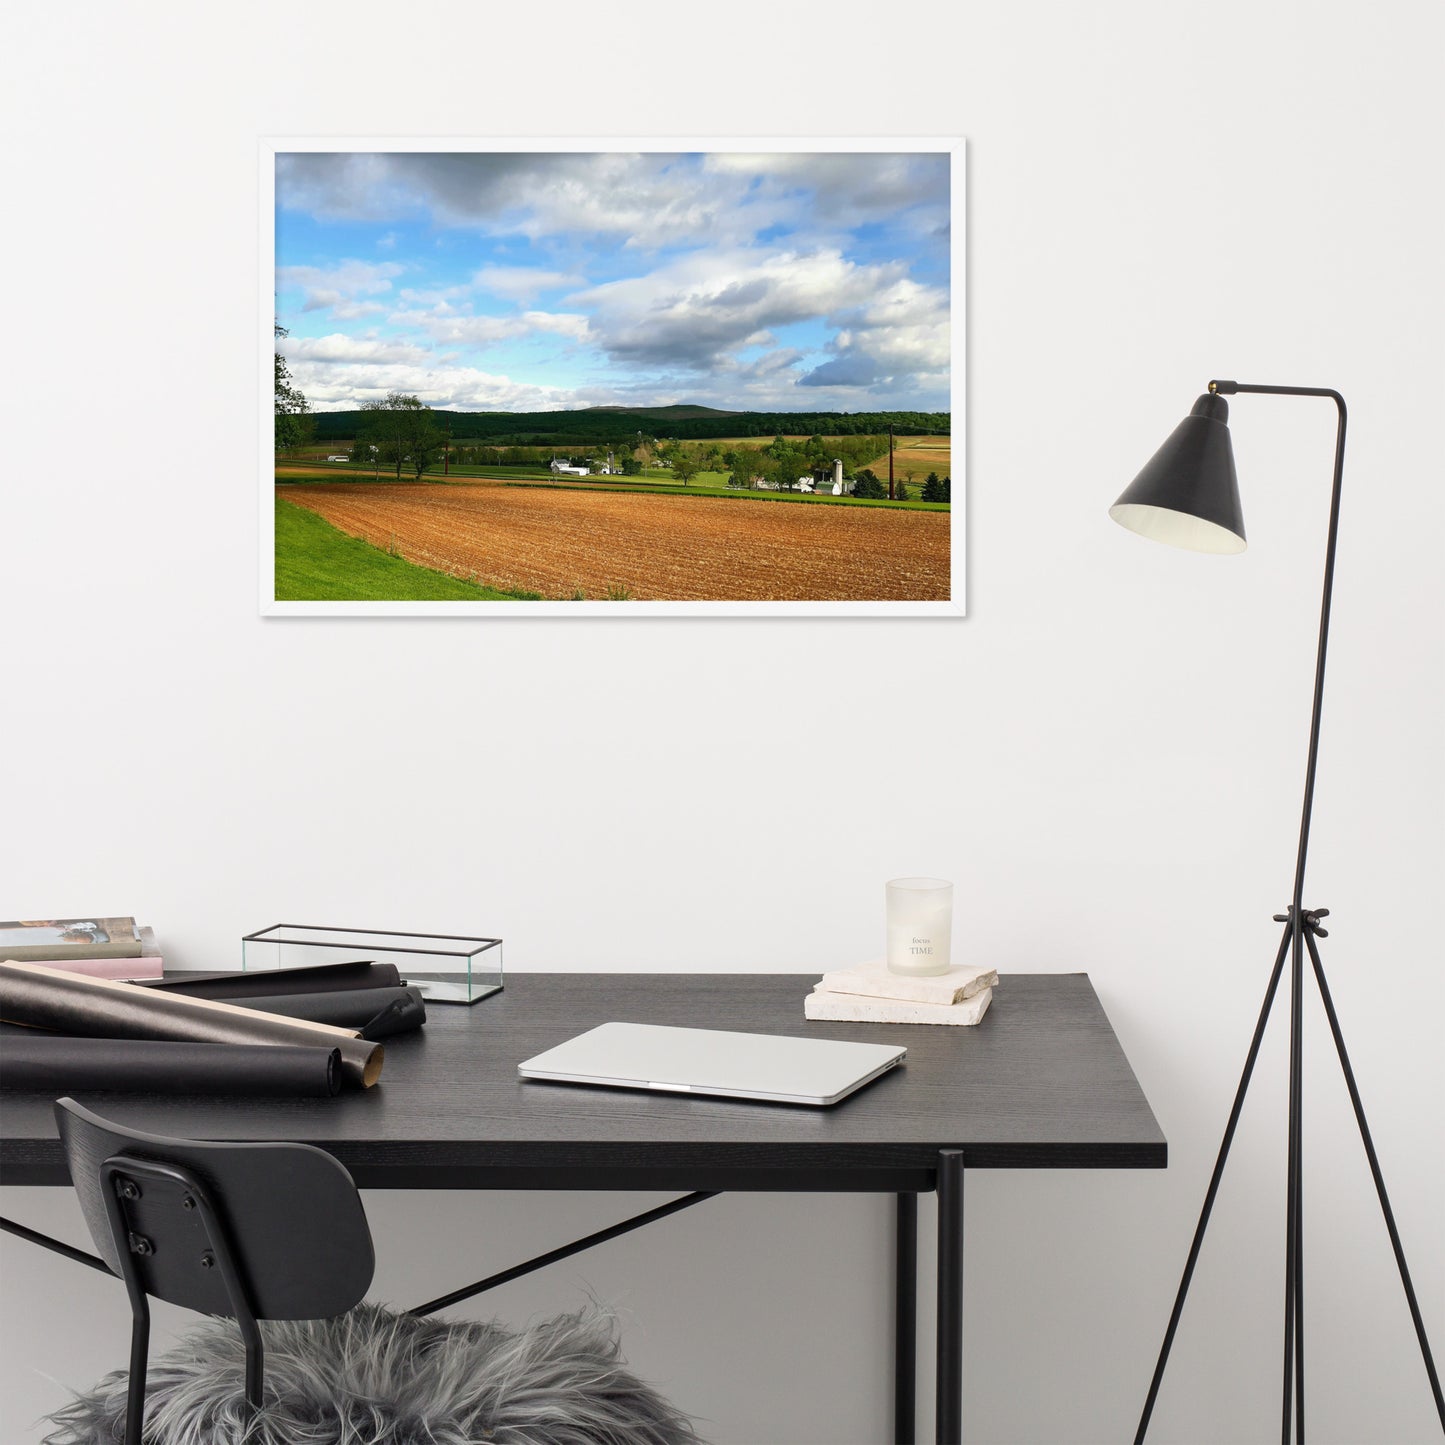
[1272,905,1331,939]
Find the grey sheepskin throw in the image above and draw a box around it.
[42,1302,702,1445]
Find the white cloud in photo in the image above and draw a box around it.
[389,306,592,349]
[283,357,583,413]
[276,259,404,314]
[471,265,587,302]
[279,153,797,248]
[703,152,949,228]
[801,276,950,390]
[394,286,467,311]
[572,248,946,379]
[280,333,434,366]
[300,295,388,320]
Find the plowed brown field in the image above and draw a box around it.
[279,481,949,601]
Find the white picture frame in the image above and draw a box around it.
[262,137,964,617]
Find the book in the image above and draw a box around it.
[0,917,142,961]
[4,927,158,979]
[805,986,993,1027]
[815,959,997,1007]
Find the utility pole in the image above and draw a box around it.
[888,425,895,500]
[444,423,451,477]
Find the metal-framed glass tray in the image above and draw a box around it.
[242,925,502,1004]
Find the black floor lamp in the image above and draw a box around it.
[1110,381,1445,1443]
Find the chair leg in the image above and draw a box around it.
[239,1317,265,1413]
[125,1299,150,1445]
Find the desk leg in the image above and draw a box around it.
[895,1192,917,1444]
[937,1150,965,1445]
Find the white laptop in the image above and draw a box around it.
[517,1022,906,1107]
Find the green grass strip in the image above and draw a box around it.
[273,496,540,601]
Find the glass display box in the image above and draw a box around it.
[242,925,502,1004]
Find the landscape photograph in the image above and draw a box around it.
[266,143,960,613]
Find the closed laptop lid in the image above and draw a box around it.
[518,1022,906,1106]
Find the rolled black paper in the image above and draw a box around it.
[359,999,412,1042]
[140,960,403,998]
[228,986,425,1037]
[0,962,384,1089]
[0,1035,341,1097]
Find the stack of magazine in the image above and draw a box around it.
[0,917,162,979]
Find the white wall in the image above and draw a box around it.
[2,2,1441,1440]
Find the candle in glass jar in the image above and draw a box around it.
[886,877,954,976]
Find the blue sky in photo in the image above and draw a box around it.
[274,151,951,414]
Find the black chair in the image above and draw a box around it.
[55,1097,375,1445]
[51,1098,700,1445]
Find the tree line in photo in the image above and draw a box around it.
[850,470,952,503]
[715,437,950,499]
[302,397,953,502]
[308,403,949,446]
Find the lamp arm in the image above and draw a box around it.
[1209,380,1349,911]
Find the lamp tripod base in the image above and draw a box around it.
[1136,907,1445,1443]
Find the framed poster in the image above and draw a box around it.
[263,138,962,616]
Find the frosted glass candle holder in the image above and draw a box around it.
[886,877,954,976]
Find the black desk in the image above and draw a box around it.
[0,973,1165,1443]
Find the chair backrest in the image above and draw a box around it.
[55,1098,374,1321]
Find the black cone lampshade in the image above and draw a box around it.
[1110,392,1247,554]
